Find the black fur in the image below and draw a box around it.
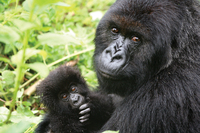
[35,65,114,133]
[94,0,200,132]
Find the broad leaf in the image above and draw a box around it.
[2,70,15,86]
[12,19,36,31]
[38,33,78,47]
[0,107,9,123]
[0,26,20,44]
[27,62,49,78]
[11,48,40,65]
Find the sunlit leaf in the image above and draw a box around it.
[0,25,20,44]
[38,50,47,59]
[10,111,41,123]
[0,120,31,133]
[0,57,11,64]
[0,107,9,123]
[34,0,61,6]
[0,4,4,12]
[17,88,24,98]
[89,11,103,21]
[38,33,78,47]
[54,2,70,7]
[12,19,36,31]
[27,62,49,78]
[11,48,41,65]
[22,0,48,13]
[2,70,15,86]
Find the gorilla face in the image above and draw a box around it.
[60,85,86,109]
[94,0,181,96]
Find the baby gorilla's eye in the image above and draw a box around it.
[71,86,77,92]
[111,27,119,34]
[62,94,67,99]
[132,36,140,42]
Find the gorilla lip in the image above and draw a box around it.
[72,96,85,108]
[99,69,123,80]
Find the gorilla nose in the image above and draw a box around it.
[100,44,126,72]
[70,94,79,102]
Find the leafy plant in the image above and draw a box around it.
[0,0,114,132]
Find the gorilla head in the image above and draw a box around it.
[94,0,191,96]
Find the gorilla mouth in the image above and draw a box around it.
[99,70,124,80]
[72,96,85,108]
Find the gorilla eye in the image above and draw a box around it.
[132,37,140,42]
[62,94,67,99]
[71,86,77,91]
[111,28,119,34]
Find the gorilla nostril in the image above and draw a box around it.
[106,49,110,53]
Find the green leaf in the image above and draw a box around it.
[16,105,34,117]
[12,19,36,31]
[2,70,15,86]
[10,111,41,123]
[34,0,61,6]
[22,0,48,13]
[54,2,70,7]
[4,43,13,54]
[0,107,9,123]
[17,89,24,98]
[0,25,20,44]
[27,62,49,78]
[89,11,103,21]
[11,48,40,65]
[102,131,119,133]
[0,57,11,64]
[0,4,5,12]
[0,120,31,133]
[38,33,78,47]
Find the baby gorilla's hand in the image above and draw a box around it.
[79,103,90,123]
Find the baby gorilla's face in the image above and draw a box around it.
[60,85,86,109]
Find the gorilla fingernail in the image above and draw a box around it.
[80,118,89,123]
[79,103,88,110]
[79,108,91,115]
[79,114,90,120]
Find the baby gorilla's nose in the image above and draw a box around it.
[69,93,86,109]
[70,94,79,102]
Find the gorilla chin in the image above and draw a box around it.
[98,69,126,81]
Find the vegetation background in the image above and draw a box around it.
[0,0,118,132]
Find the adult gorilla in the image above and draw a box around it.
[94,0,200,132]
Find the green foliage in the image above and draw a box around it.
[0,0,115,132]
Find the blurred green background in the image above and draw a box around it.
[0,0,115,132]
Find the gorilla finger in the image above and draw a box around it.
[80,118,89,123]
[79,103,89,110]
[79,108,91,115]
[79,114,90,120]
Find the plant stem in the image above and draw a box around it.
[4,30,30,123]
[47,47,94,67]
[20,47,94,89]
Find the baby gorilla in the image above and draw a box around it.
[35,65,115,133]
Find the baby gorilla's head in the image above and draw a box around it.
[37,65,90,112]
